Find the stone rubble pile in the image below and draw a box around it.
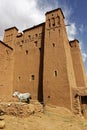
[0,101,43,117]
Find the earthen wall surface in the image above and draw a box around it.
[0,41,14,101]
[13,24,45,100]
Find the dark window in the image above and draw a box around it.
[26,50,28,55]
[20,44,23,48]
[52,18,55,26]
[28,35,31,40]
[59,29,60,36]
[52,43,55,47]
[31,75,35,80]
[57,16,60,25]
[34,41,38,46]
[18,76,21,80]
[39,47,41,51]
[54,70,58,77]
[28,35,31,38]
[81,96,87,104]
[21,40,24,43]
[48,96,50,98]
[48,19,51,28]
[35,34,38,37]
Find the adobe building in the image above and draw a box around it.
[0,8,87,115]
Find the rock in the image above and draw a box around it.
[0,110,5,116]
[0,101,43,117]
[0,116,4,120]
[0,120,5,129]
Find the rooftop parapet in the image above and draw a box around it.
[45,8,65,19]
[69,39,79,48]
[5,26,18,32]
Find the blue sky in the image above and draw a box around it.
[62,0,87,73]
[0,0,87,73]
[60,0,87,72]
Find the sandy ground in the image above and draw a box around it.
[0,102,87,130]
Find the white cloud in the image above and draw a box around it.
[62,6,87,71]
[0,0,59,35]
[0,0,83,45]
[82,53,87,63]
[0,0,44,30]
[66,23,77,40]
[0,36,3,41]
[62,6,77,41]
[79,41,83,50]
[79,24,84,32]
[79,41,87,69]
[0,0,76,41]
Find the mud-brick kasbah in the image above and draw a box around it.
[0,8,87,115]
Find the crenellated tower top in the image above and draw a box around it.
[45,8,65,30]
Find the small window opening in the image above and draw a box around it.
[18,76,21,80]
[81,96,87,104]
[57,16,60,25]
[34,41,38,46]
[26,50,28,55]
[28,35,31,37]
[54,70,58,77]
[59,29,60,36]
[31,75,35,80]
[20,44,23,48]
[39,48,41,51]
[48,19,51,28]
[35,34,38,37]
[48,96,50,98]
[28,35,31,39]
[21,40,24,43]
[52,18,55,26]
[52,43,55,47]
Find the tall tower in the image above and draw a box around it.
[3,27,18,48]
[70,40,87,87]
[43,8,76,109]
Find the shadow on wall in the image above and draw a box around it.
[38,25,45,104]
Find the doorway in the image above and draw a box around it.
[80,96,87,117]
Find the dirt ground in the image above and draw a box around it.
[0,102,87,130]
